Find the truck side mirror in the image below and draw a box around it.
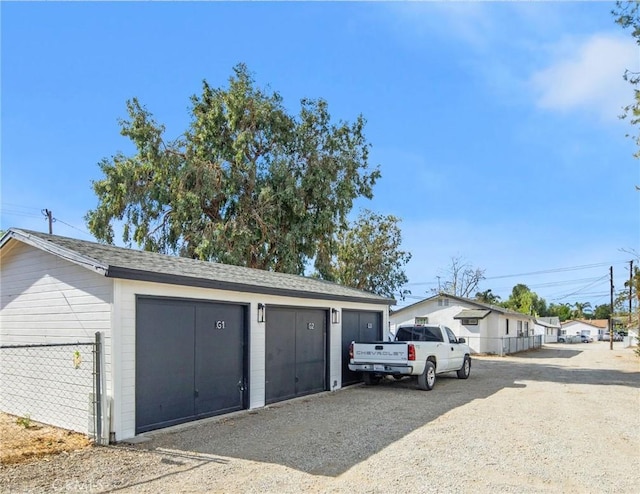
[458,337,466,344]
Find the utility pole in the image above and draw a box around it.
[629,260,634,329]
[42,209,53,234]
[610,266,614,351]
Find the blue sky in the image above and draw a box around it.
[1,1,638,310]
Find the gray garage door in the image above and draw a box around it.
[341,310,382,386]
[136,297,247,434]
[265,307,326,404]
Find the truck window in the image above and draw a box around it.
[395,326,443,342]
[395,327,414,341]
[424,327,444,342]
[444,327,458,343]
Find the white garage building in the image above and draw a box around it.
[0,229,392,441]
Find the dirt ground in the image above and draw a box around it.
[0,413,91,465]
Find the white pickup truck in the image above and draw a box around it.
[348,324,471,390]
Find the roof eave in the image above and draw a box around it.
[2,228,109,276]
[108,266,396,305]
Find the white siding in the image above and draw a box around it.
[112,278,387,440]
[390,297,537,355]
[0,241,113,433]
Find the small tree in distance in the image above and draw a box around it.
[436,256,485,298]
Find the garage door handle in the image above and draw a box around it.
[194,389,199,398]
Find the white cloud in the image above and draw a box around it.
[530,34,638,121]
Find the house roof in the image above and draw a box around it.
[562,319,608,329]
[393,292,535,320]
[534,319,561,329]
[0,228,394,305]
[453,309,491,320]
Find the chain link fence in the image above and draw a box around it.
[0,332,103,441]
[463,335,543,356]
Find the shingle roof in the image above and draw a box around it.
[453,309,491,320]
[562,319,608,329]
[393,292,535,320]
[1,228,394,305]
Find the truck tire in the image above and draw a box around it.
[363,373,381,385]
[418,361,436,390]
[457,356,471,379]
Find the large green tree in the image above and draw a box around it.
[86,64,380,277]
[548,303,572,322]
[502,284,547,316]
[332,210,411,299]
[571,301,593,319]
[593,303,613,320]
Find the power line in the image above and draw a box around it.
[405,260,629,287]
[1,202,41,211]
[483,262,620,280]
[52,217,93,237]
[546,275,609,302]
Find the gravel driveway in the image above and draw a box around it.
[1,342,638,493]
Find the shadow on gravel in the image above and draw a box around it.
[129,349,639,478]
[510,347,583,359]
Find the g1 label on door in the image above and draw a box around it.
[215,320,226,330]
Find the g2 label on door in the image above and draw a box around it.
[215,320,226,330]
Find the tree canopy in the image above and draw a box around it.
[86,64,382,279]
[332,210,411,299]
[501,284,547,316]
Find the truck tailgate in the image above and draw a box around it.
[351,342,408,363]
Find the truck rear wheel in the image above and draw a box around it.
[457,356,471,379]
[418,361,436,390]
[363,373,381,385]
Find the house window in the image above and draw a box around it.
[461,318,478,325]
[506,319,509,335]
[415,317,429,325]
[517,320,523,336]
[438,298,450,307]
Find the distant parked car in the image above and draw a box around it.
[579,335,593,343]
[558,336,566,343]
[613,333,623,342]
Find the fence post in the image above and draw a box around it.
[94,332,103,445]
